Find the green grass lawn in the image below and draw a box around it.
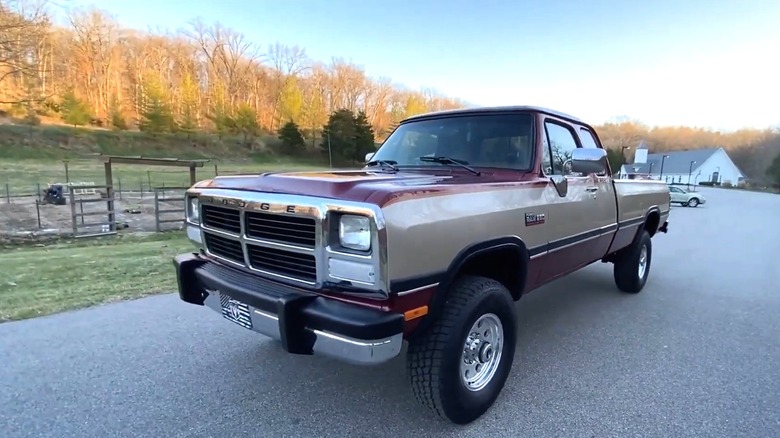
[0,232,194,322]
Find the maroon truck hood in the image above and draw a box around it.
[195,169,500,206]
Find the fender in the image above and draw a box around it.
[403,236,530,340]
[639,206,661,237]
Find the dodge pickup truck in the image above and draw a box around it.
[173,105,670,425]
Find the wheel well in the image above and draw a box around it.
[644,211,660,237]
[457,246,525,300]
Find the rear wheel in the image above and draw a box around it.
[613,230,652,293]
[407,275,517,424]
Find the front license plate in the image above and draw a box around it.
[219,294,253,330]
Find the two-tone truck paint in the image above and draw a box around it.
[173,105,670,424]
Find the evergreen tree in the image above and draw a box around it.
[60,89,91,127]
[109,96,127,131]
[139,77,175,134]
[767,153,780,186]
[233,103,259,148]
[278,120,305,155]
[321,108,357,164]
[353,110,376,162]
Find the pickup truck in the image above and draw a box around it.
[173,105,671,425]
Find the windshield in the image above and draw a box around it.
[370,113,535,171]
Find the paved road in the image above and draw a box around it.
[2,187,779,438]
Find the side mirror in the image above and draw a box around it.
[571,148,608,175]
[364,152,375,163]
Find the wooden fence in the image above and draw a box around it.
[153,186,188,232]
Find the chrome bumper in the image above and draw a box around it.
[174,253,405,366]
[202,290,402,365]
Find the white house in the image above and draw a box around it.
[619,146,745,186]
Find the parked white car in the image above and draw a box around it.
[668,185,705,207]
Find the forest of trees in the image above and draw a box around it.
[0,1,778,183]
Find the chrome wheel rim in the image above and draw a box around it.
[638,245,648,279]
[461,313,504,392]
[689,199,698,206]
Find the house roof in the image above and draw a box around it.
[625,147,721,175]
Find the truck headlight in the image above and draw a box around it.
[187,196,200,223]
[339,214,371,251]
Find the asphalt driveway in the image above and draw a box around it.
[1,186,779,437]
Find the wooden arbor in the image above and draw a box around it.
[69,155,209,238]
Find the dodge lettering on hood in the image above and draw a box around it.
[173,105,671,425]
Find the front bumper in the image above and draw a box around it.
[173,253,404,366]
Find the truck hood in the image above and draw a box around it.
[193,169,498,206]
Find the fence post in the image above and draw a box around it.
[35,200,41,229]
[118,178,123,200]
[140,180,144,199]
[36,183,41,202]
[79,201,85,225]
[154,188,161,232]
[69,185,77,236]
[214,164,219,176]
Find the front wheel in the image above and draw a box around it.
[688,197,700,207]
[407,275,517,424]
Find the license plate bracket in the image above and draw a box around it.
[219,293,253,330]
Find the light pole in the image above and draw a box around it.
[659,154,670,181]
[688,160,697,189]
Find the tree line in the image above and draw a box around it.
[1,1,778,183]
[0,1,465,142]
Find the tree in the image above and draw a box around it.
[139,77,175,134]
[321,108,357,164]
[233,103,259,148]
[606,148,626,174]
[179,72,200,136]
[767,153,780,186]
[108,95,127,130]
[353,110,375,163]
[278,120,305,155]
[60,90,92,127]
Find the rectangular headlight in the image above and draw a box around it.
[339,214,371,251]
[187,196,200,223]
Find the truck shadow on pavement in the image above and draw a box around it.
[206,263,634,434]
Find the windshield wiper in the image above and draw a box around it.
[365,159,399,171]
[418,156,481,176]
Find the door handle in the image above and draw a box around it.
[585,186,598,192]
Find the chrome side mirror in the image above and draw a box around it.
[571,148,608,175]
[364,152,375,163]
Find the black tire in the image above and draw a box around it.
[407,275,517,425]
[688,198,699,207]
[613,230,652,293]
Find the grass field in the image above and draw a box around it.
[0,232,194,322]
[0,123,337,195]
[0,157,329,194]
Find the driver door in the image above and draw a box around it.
[537,119,611,282]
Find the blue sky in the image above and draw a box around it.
[55,0,780,131]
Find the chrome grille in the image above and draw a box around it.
[203,233,244,264]
[200,202,319,284]
[246,245,316,281]
[202,205,241,234]
[245,211,316,247]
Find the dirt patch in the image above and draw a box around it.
[0,190,186,242]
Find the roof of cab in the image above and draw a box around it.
[400,105,583,124]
